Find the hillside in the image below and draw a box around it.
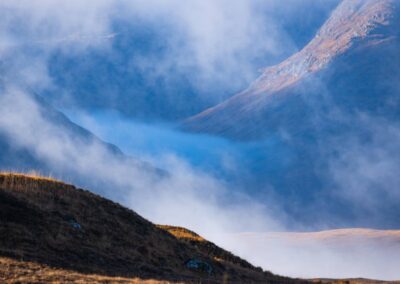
[158,227,400,283]
[159,226,262,272]
[0,93,123,171]
[184,0,400,140]
[181,0,400,230]
[0,172,305,283]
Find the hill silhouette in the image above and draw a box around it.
[0,172,305,283]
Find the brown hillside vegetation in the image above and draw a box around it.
[0,172,307,283]
[1,257,397,284]
[0,256,169,284]
[159,225,266,272]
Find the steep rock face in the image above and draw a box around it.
[184,0,400,140]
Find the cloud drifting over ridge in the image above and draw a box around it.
[3,0,399,280]
[0,0,339,120]
[0,0,301,272]
[0,0,316,238]
[0,87,281,237]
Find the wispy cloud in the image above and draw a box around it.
[0,0,338,120]
[0,86,281,234]
[3,0,398,280]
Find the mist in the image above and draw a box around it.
[64,108,400,280]
[0,86,283,244]
[0,0,399,280]
[0,0,339,120]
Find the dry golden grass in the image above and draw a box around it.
[0,256,178,283]
[0,172,71,192]
[158,226,206,243]
[0,171,60,182]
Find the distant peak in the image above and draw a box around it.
[251,0,398,95]
[183,0,400,141]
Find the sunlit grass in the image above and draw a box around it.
[158,225,206,242]
[0,171,72,192]
[0,256,177,284]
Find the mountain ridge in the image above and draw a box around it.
[183,0,400,140]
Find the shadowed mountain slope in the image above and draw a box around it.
[0,92,121,171]
[181,0,400,230]
[0,90,163,198]
[0,173,305,283]
[184,0,400,140]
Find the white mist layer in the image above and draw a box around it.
[65,110,400,280]
[0,0,399,281]
[218,229,400,280]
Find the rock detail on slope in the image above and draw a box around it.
[0,173,304,283]
[184,0,400,140]
[159,225,258,272]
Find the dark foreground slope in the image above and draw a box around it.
[0,173,304,283]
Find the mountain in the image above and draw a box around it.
[0,92,119,170]
[181,0,400,229]
[35,1,339,122]
[184,0,400,140]
[0,90,162,194]
[0,172,305,283]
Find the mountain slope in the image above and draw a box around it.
[0,172,304,283]
[184,0,400,140]
[181,0,400,230]
[41,1,339,122]
[159,225,261,272]
[0,90,163,199]
[0,92,121,170]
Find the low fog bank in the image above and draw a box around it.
[67,110,400,227]
[0,87,282,235]
[65,110,400,280]
[1,88,399,280]
[222,230,400,280]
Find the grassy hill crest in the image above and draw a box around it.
[0,172,304,283]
